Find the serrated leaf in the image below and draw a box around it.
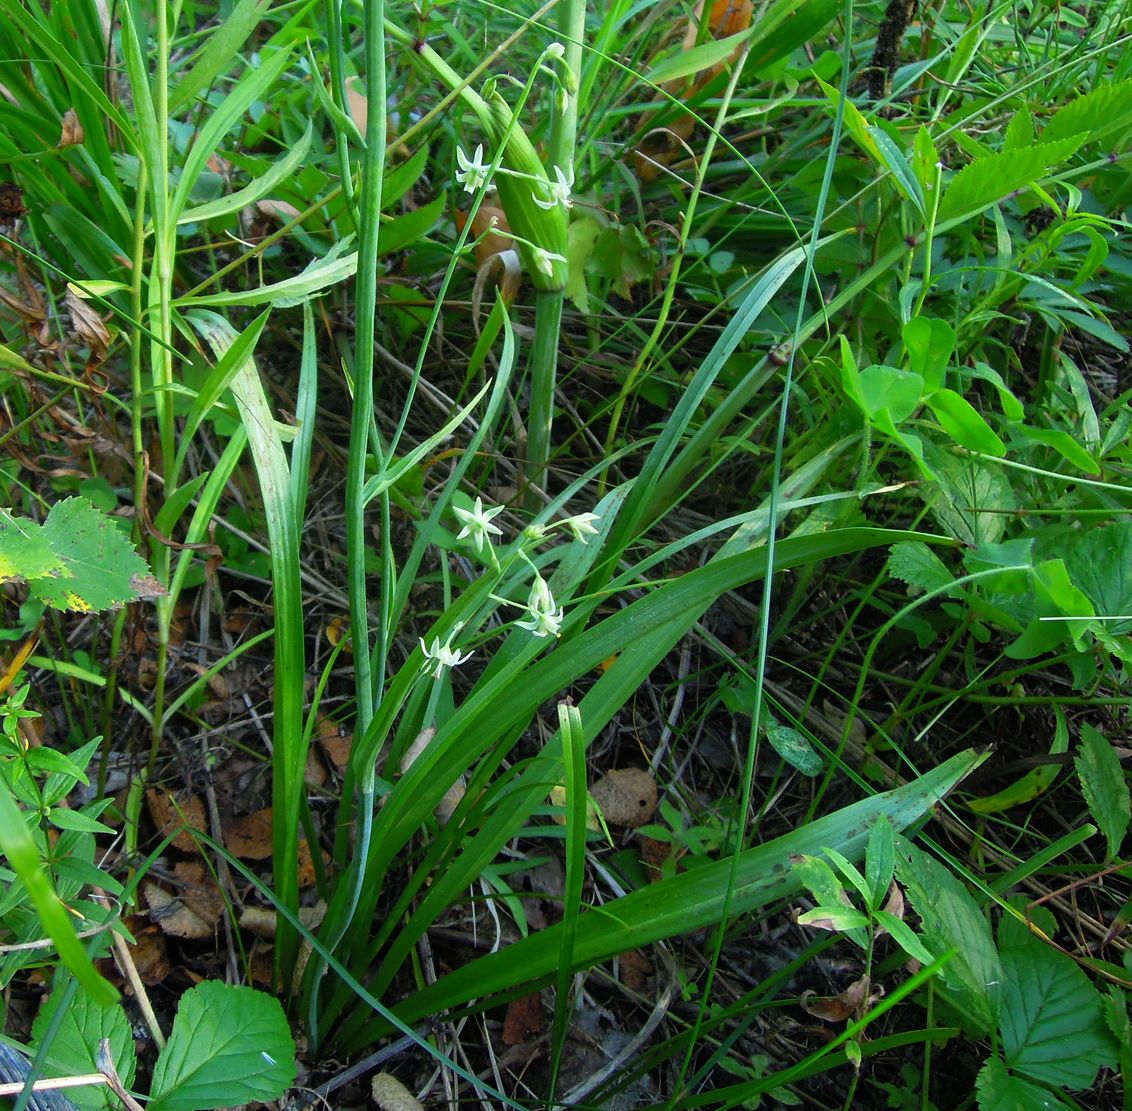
[888,540,954,595]
[975,1056,1075,1111]
[1041,79,1132,146]
[924,451,1015,547]
[148,982,295,1111]
[1064,522,1132,635]
[1075,723,1130,861]
[29,498,155,612]
[0,512,63,582]
[998,925,1118,1089]
[31,990,136,1110]
[938,138,1082,223]
[766,722,822,775]
[894,835,1001,1034]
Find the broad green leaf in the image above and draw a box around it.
[377,193,445,256]
[175,250,359,308]
[912,125,940,201]
[1075,723,1130,861]
[938,138,1082,223]
[149,983,295,1111]
[924,451,1014,547]
[818,78,883,164]
[867,125,925,213]
[866,814,896,908]
[0,511,62,582]
[888,540,955,595]
[31,498,159,612]
[975,1056,1074,1111]
[903,317,954,394]
[997,919,1118,1089]
[1041,78,1132,146]
[1004,105,1035,151]
[927,389,1005,455]
[857,364,924,423]
[1005,558,1094,659]
[766,722,822,776]
[1016,426,1099,474]
[357,750,986,1041]
[797,905,870,931]
[565,215,602,312]
[895,835,1000,1034]
[1064,522,1132,635]
[31,990,135,1110]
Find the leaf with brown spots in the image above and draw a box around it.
[146,788,207,852]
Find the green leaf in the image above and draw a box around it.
[31,989,135,1110]
[797,905,870,931]
[378,193,445,256]
[1016,426,1099,474]
[903,316,954,394]
[888,540,955,595]
[856,364,924,423]
[975,1056,1075,1111]
[925,450,1014,547]
[47,807,115,836]
[1005,558,1095,660]
[1064,522,1132,635]
[644,31,751,86]
[997,920,1118,1089]
[0,511,63,582]
[866,814,895,908]
[359,750,987,1041]
[27,498,159,613]
[565,215,601,313]
[1041,78,1132,146]
[868,125,925,215]
[926,389,1006,455]
[969,707,1068,814]
[168,0,272,113]
[1004,106,1035,151]
[895,835,1001,1034]
[1075,723,1130,861]
[148,982,295,1111]
[938,138,1082,223]
[766,722,822,776]
[874,909,936,966]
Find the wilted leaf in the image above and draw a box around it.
[372,1074,425,1111]
[58,108,84,147]
[800,974,872,1022]
[144,864,222,940]
[65,285,111,366]
[224,807,274,860]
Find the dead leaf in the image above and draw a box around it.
[146,788,207,852]
[316,713,352,770]
[800,975,879,1023]
[456,205,514,266]
[240,902,325,940]
[254,198,302,224]
[619,949,653,992]
[0,181,27,219]
[502,992,545,1045]
[372,1073,425,1111]
[639,835,673,879]
[224,807,274,860]
[345,75,367,134]
[58,108,84,147]
[110,916,170,985]
[297,837,324,889]
[64,285,111,367]
[591,768,659,828]
[144,863,222,939]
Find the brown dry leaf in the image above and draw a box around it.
[876,882,905,938]
[800,975,875,1023]
[619,949,653,992]
[144,864,222,940]
[591,768,659,828]
[116,917,170,985]
[240,901,325,940]
[146,788,207,852]
[304,748,328,788]
[58,108,83,147]
[344,74,367,134]
[639,835,672,879]
[254,198,302,224]
[296,837,324,889]
[316,713,352,770]
[224,807,274,861]
[680,0,753,76]
[371,1073,425,1111]
[64,285,111,366]
[0,181,27,219]
[502,992,545,1046]
[455,205,515,267]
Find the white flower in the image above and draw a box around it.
[420,630,474,677]
[453,496,504,553]
[533,165,573,211]
[531,247,566,278]
[517,575,564,638]
[561,512,600,544]
[456,144,490,194]
[545,42,565,60]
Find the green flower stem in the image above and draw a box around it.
[525,290,564,500]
